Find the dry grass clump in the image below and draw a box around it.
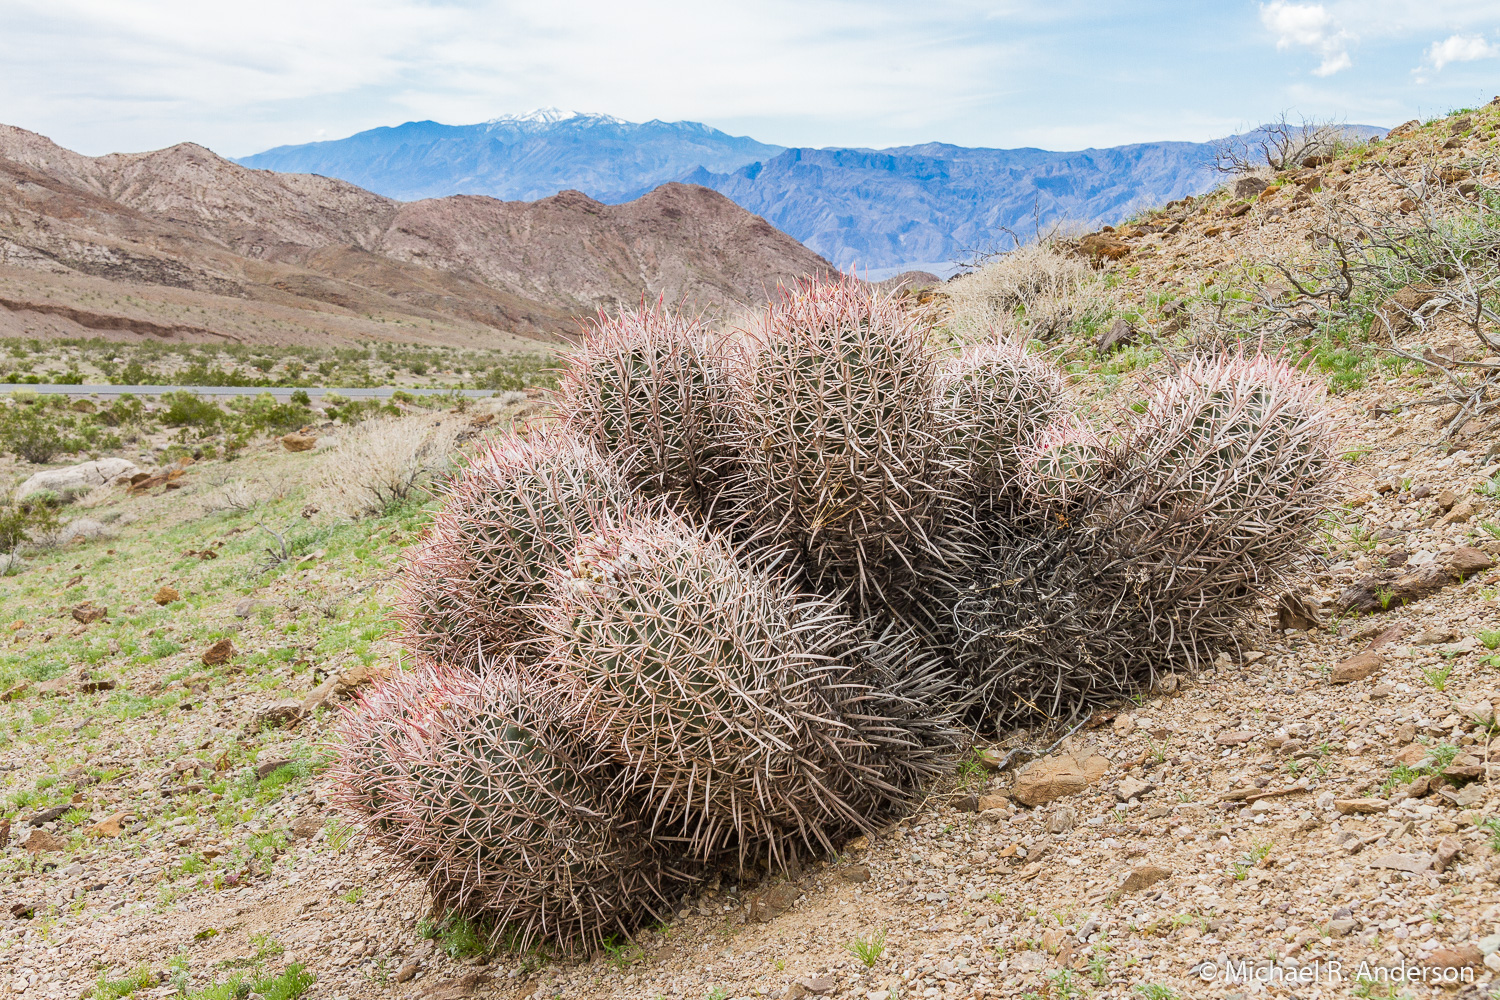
[312,415,461,518]
[944,242,1115,343]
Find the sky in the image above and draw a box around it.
[2,1,1499,158]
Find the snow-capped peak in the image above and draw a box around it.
[484,109,629,129]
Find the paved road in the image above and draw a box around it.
[0,384,506,399]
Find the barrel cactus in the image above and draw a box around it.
[728,277,965,618]
[333,660,688,953]
[393,428,643,669]
[541,514,949,867]
[936,340,1070,505]
[556,301,738,521]
[953,352,1340,725]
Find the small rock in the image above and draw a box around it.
[1447,546,1494,575]
[1011,755,1091,806]
[70,602,107,625]
[281,433,318,452]
[1397,744,1431,766]
[1277,591,1323,630]
[1045,807,1077,834]
[1116,776,1154,801]
[976,793,1010,812]
[1233,176,1270,199]
[26,805,69,825]
[1331,652,1384,683]
[248,700,302,730]
[973,747,1005,769]
[1334,798,1389,815]
[1434,836,1463,872]
[1327,918,1358,937]
[1112,714,1136,736]
[1368,852,1432,873]
[153,585,180,606]
[1443,502,1477,525]
[790,976,836,996]
[1096,317,1137,354]
[1215,730,1256,746]
[255,758,293,780]
[837,864,871,883]
[1121,864,1171,891]
[201,638,237,666]
[290,814,323,840]
[748,883,801,923]
[394,961,419,984]
[19,827,66,853]
[299,675,339,715]
[84,813,126,839]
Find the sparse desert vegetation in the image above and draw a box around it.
[3,104,1500,1000]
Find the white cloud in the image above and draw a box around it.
[1425,33,1500,70]
[1261,2,1354,76]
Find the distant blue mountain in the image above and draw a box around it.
[240,111,1385,278]
[238,109,784,203]
[683,142,1222,277]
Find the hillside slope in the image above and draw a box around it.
[0,125,831,345]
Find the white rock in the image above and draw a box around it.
[15,458,138,501]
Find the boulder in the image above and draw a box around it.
[15,459,138,501]
[1011,755,1090,806]
[1336,565,1449,614]
[281,433,317,453]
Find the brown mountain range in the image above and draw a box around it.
[0,125,836,348]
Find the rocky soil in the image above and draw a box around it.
[4,105,1500,1000]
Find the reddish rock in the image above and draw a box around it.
[1011,756,1090,806]
[1331,652,1384,683]
[201,638,237,666]
[1447,546,1494,576]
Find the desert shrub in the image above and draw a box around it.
[226,393,313,435]
[945,243,1115,343]
[0,498,60,552]
[0,397,118,463]
[311,415,461,518]
[320,393,398,425]
[160,391,225,431]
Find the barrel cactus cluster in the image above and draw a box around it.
[335,276,1339,951]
